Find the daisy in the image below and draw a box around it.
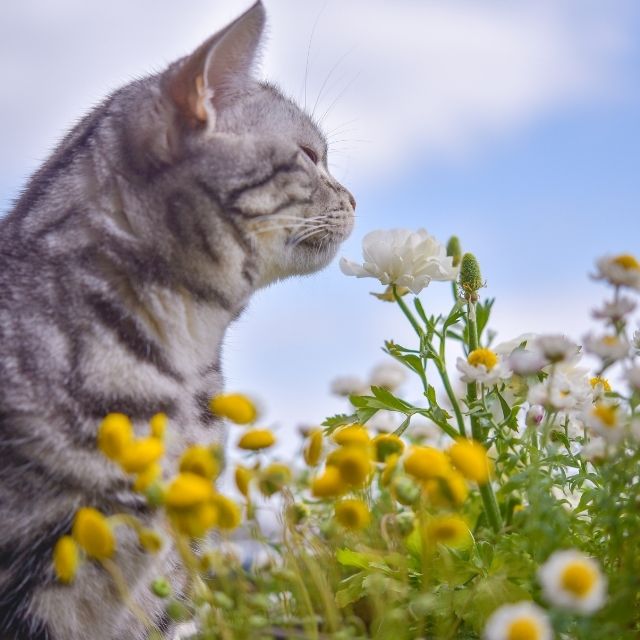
[583,401,625,443]
[456,348,511,385]
[330,375,368,397]
[583,333,629,362]
[538,549,607,614]
[531,335,580,364]
[369,361,407,391]
[483,601,552,640]
[580,437,607,464]
[592,296,636,323]
[593,254,640,290]
[340,229,458,295]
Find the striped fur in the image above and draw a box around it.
[0,3,355,639]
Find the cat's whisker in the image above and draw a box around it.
[302,2,327,111]
[317,70,362,128]
[310,47,356,120]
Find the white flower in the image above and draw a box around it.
[525,405,545,428]
[538,549,607,614]
[527,363,591,414]
[456,348,511,385]
[483,601,552,640]
[583,401,625,443]
[593,254,640,290]
[626,365,640,392]
[583,333,629,362]
[592,296,636,323]
[330,375,368,397]
[339,229,458,295]
[532,334,580,364]
[493,333,537,357]
[509,349,547,376]
[369,362,407,391]
[580,437,608,464]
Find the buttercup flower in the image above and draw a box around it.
[538,549,607,613]
[484,601,552,640]
[583,333,629,362]
[53,536,79,584]
[425,515,472,549]
[210,393,257,424]
[369,361,407,391]
[237,428,276,451]
[340,228,458,295]
[72,508,115,560]
[448,439,492,485]
[334,499,371,530]
[456,348,511,385]
[593,253,640,290]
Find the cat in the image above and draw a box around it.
[0,2,355,638]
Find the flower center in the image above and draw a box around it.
[561,561,597,597]
[506,618,540,640]
[613,254,640,271]
[601,335,619,347]
[590,377,611,392]
[467,348,498,371]
[593,404,617,428]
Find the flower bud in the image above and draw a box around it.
[151,578,172,598]
[526,405,545,428]
[446,236,462,267]
[459,253,483,301]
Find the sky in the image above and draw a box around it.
[1,1,639,447]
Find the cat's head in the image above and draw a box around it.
[116,1,355,288]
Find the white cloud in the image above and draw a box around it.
[0,0,634,185]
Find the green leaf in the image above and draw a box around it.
[335,572,366,608]
[414,298,429,324]
[370,386,413,412]
[336,548,372,570]
[322,413,358,433]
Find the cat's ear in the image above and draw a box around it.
[165,1,266,128]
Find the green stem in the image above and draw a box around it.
[437,333,466,437]
[393,286,424,337]
[466,299,502,533]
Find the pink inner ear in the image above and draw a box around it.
[164,1,266,128]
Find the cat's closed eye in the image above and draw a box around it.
[299,145,319,164]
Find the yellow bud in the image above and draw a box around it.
[334,499,371,531]
[138,529,163,554]
[448,439,492,485]
[237,429,276,451]
[133,462,162,493]
[423,471,469,507]
[329,446,372,487]
[149,413,168,439]
[210,393,257,425]
[179,445,219,480]
[311,466,348,498]
[119,438,165,474]
[303,429,323,466]
[372,434,405,462]
[72,508,115,560]
[332,425,370,447]
[235,465,252,498]
[170,501,218,538]
[53,536,79,584]
[258,463,291,497]
[404,446,450,481]
[212,494,241,531]
[97,413,133,461]
[380,453,400,487]
[165,473,214,509]
[424,515,472,549]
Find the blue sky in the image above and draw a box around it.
[1,1,639,443]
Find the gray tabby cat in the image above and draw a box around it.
[0,2,355,638]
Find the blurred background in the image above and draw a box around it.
[1,1,639,442]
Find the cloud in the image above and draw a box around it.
[0,0,635,188]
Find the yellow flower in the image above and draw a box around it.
[211,494,241,530]
[138,529,163,554]
[53,536,79,584]
[210,393,257,424]
[334,499,371,530]
[448,439,492,485]
[404,446,450,481]
[423,471,469,507]
[165,472,214,509]
[133,462,162,492]
[303,429,323,466]
[179,445,219,480]
[258,463,291,497]
[424,515,472,549]
[72,508,115,559]
[380,453,400,487]
[332,424,370,447]
[328,446,372,487]
[97,413,133,461]
[467,348,498,371]
[372,434,405,462]
[149,412,168,439]
[119,438,164,474]
[311,466,347,498]
[237,428,276,451]
[170,502,218,538]
[235,465,253,498]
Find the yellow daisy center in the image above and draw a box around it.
[467,348,498,371]
[613,254,640,271]
[590,377,611,392]
[592,404,617,428]
[561,561,597,597]
[506,618,541,640]
[601,335,619,346]
[334,499,371,530]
